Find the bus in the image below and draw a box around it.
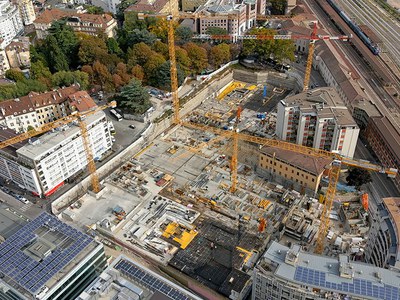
[110,109,123,121]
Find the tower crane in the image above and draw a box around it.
[194,23,350,91]
[0,101,117,194]
[182,120,397,253]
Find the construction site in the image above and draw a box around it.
[53,78,387,298]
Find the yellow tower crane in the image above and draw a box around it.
[0,101,117,194]
[182,120,397,253]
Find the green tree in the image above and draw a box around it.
[115,79,152,114]
[116,0,138,23]
[27,125,35,131]
[5,69,25,82]
[85,5,104,14]
[346,168,372,190]
[270,0,287,14]
[151,61,185,91]
[128,42,153,66]
[206,27,228,35]
[126,29,157,48]
[175,26,193,44]
[78,34,108,65]
[184,42,208,74]
[30,60,52,87]
[143,53,166,80]
[51,71,89,90]
[48,20,79,67]
[107,38,123,57]
[43,35,69,72]
[210,43,231,68]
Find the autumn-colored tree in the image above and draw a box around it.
[131,65,144,81]
[183,42,208,74]
[128,43,153,66]
[143,53,166,79]
[78,34,108,65]
[81,65,94,84]
[112,74,124,89]
[152,41,169,60]
[149,18,178,42]
[175,47,191,75]
[210,43,231,68]
[93,61,113,92]
[116,62,132,84]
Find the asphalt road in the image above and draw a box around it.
[353,140,399,204]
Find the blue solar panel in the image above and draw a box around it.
[115,259,196,299]
[0,212,94,295]
[294,266,399,300]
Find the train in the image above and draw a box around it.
[325,0,380,55]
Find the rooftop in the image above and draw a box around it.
[260,146,331,175]
[68,91,97,112]
[125,0,168,13]
[260,241,400,300]
[34,8,114,26]
[79,255,203,300]
[281,87,358,126]
[16,111,105,161]
[369,116,400,163]
[0,127,28,157]
[0,212,98,297]
[0,85,80,119]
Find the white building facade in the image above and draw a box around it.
[0,112,113,197]
[0,0,24,48]
[17,0,36,25]
[276,88,359,158]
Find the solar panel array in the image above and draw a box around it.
[0,212,93,295]
[294,266,400,300]
[115,259,193,300]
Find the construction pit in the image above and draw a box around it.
[60,80,371,297]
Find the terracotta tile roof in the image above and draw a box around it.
[68,91,97,112]
[260,146,332,175]
[0,127,28,157]
[125,0,169,13]
[34,8,114,27]
[0,85,80,118]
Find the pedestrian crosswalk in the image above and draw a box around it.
[20,202,33,212]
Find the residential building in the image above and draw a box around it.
[0,85,81,133]
[182,0,208,11]
[0,110,113,196]
[258,146,331,194]
[365,116,400,190]
[5,36,30,69]
[276,88,360,158]
[124,0,177,15]
[365,197,400,269]
[0,46,10,76]
[0,212,107,300]
[0,0,24,48]
[34,8,117,39]
[16,0,36,25]
[252,241,400,300]
[78,255,203,300]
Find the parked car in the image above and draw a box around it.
[16,195,29,204]
[129,124,136,129]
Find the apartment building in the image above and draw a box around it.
[124,0,177,15]
[0,46,10,76]
[0,0,24,48]
[0,111,113,196]
[16,0,36,25]
[0,212,107,300]
[252,241,400,300]
[0,85,81,133]
[34,8,117,39]
[5,37,30,69]
[258,146,331,194]
[365,116,400,190]
[276,88,359,158]
[365,197,400,268]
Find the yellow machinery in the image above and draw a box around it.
[0,101,117,194]
[182,120,397,253]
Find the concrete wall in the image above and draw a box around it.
[52,70,234,214]
[233,69,297,89]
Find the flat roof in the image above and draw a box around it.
[261,241,400,300]
[0,206,29,239]
[0,127,28,157]
[16,111,105,161]
[112,255,203,300]
[282,88,358,126]
[370,116,400,163]
[0,212,97,296]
